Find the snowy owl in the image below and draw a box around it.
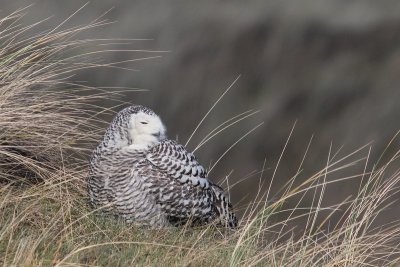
[87,105,237,228]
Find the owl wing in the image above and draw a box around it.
[143,140,237,227]
[145,139,211,189]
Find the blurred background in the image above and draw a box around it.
[1,1,399,222]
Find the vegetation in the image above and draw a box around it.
[1,9,400,267]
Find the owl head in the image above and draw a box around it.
[126,106,166,147]
[103,105,167,150]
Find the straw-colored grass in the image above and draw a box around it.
[1,9,400,267]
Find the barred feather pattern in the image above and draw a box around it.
[87,105,237,228]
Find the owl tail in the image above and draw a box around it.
[211,184,238,228]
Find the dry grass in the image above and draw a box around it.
[1,9,400,267]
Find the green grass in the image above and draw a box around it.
[1,8,400,267]
[0,183,241,266]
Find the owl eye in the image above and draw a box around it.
[140,121,148,125]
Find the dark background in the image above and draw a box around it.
[1,1,399,221]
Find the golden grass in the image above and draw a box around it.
[0,8,400,267]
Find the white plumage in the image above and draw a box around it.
[87,105,237,227]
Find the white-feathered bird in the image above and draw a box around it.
[87,105,237,228]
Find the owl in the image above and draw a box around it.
[87,105,237,228]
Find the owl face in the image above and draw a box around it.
[128,111,166,147]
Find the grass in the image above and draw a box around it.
[1,8,400,267]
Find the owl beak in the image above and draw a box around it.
[152,131,162,139]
